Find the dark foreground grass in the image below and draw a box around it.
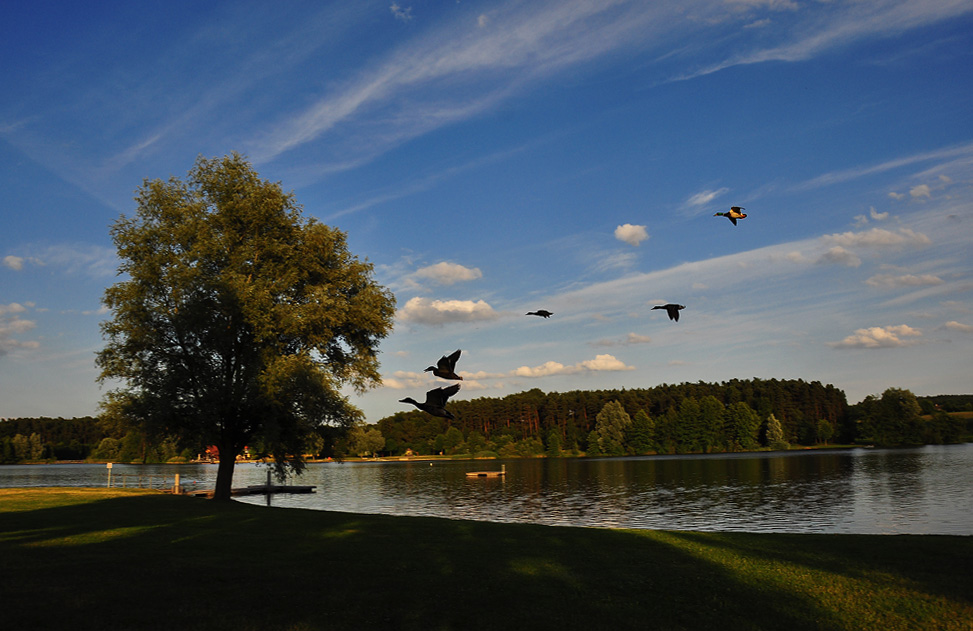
[1,489,970,631]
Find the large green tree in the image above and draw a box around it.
[593,400,631,456]
[97,154,395,499]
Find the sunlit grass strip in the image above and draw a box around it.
[649,530,971,630]
[0,487,150,512]
[1,488,970,631]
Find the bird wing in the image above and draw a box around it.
[446,349,461,367]
[425,384,461,405]
[438,349,461,370]
[729,216,737,225]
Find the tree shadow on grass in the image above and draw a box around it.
[0,491,956,630]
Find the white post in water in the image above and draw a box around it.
[106,462,113,487]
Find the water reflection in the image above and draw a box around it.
[2,445,970,535]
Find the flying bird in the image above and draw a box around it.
[400,384,461,420]
[652,304,685,322]
[714,206,747,225]
[425,349,463,380]
[526,310,553,318]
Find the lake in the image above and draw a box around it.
[2,444,971,535]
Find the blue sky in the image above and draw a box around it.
[2,0,972,422]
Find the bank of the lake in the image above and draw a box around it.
[4,444,972,535]
[1,488,970,631]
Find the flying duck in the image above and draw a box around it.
[652,303,685,322]
[400,384,461,420]
[425,349,463,380]
[526,310,553,318]
[714,206,747,225]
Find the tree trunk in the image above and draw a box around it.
[213,449,237,501]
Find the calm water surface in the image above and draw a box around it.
[3,444,971,535]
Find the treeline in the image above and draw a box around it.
[0,416,195,464]
[3,383,970,464]
[851,389,969,447]
[373,379,848,457]
[917,394,973,413]
[366,381,971,458]
[0,417,105,462]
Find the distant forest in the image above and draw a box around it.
[2,381,971,464]
[371,380,970,459]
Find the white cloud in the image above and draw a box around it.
[0,303,28,316]
[381,370,431,390]
[944,321,973,333]
[816,246,861,267]
[614,224,649,247]
[512,353,634,378]
[390,3,413,22]
[414,262,483,285]
[398,296,500,325]
[3,255,24,270]
[865,274,943,288]
[910,184,931,198]
[686,188,728,207]
[889,191,906,200]
[870,207,889,221]
[830,324,922,349]
[477,14,489,28]
[0,303,40,356]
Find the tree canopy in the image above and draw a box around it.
[96,154,395,499]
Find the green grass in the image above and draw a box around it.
[1,488,971,631]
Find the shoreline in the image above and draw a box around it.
[3,443,874,467]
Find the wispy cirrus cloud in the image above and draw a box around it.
[866,273,943,288]
[794,142,973,192]
[27,244,118,278]
[686,187,729,208]
[592,332,652,347]
[823,227,931,249]
[248,1,684,163]
[673,0,973,83]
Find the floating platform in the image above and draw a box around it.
[466,465,506,478]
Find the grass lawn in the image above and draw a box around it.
[1,488,970,630]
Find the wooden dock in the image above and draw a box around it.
[187,485,316,498]
[466,465,506,478]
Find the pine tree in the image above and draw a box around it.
[625,409,655,454]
